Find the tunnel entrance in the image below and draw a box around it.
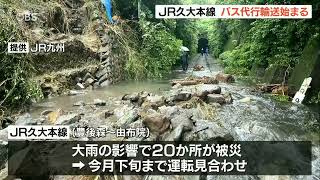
[198,38,208,53]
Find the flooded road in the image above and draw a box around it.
[28,54,320,179]
[30,80,171,117]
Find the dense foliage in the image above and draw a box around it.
[209,0,320,76]
[121,0,198,79]
[217,19,319,75]
[0,7,43,112]
[125,18,182,79]
[204,0,320,103]
[175,19,198,54]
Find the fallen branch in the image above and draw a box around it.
[171,77,218,86]
[256,83,289,95]
[256,83,281,92]
[171,80,198,86]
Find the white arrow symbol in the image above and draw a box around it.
[72,161,85,169]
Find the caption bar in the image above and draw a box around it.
[8,141,311,176]
[7,125,150,140]
[155,5,312,19]
[8,42,65,54]
[8,125,70,140]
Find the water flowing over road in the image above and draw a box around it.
[4,54,320,180]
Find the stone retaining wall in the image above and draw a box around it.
[26,0,127,97]
[288,35,320,102]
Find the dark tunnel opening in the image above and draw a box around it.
[198,38,209,53]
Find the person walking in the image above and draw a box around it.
[205,47,209,57]
[201,48,204,56]
[181,51,188,72]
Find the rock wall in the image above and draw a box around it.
[263,64,288,84]
[20,0,127,95]
[288,34,320,101]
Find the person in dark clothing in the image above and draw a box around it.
[201,48,204,56]
[205,47,209,57]
[181,51,188,71]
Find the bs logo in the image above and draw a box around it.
[24,11,38,22]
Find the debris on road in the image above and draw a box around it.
[256,83,289,95]
[193,64,204,71]
[215,72,235,83]
[171,76,218,86]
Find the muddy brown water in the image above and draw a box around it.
[28,54,320,179]
[30,80,171,117]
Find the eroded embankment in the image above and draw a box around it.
[2,0,128,99]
